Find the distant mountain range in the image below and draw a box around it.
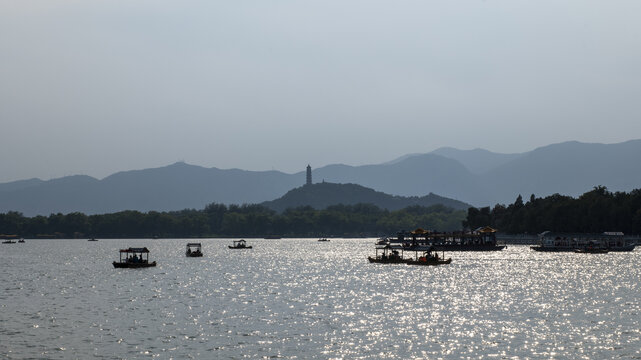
[261,182,471,213]
[1,139,640,216]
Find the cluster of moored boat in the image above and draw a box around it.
[368,226,502,266]
[368,227,638,265]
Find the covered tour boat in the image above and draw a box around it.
[113,247,157,268]
[229,239,252,249]
[387,226,505,251]
[368,244,409,264]
[405,246,452,266]
[531,231,635,252]
[318,238,330,242]
[186,242,203,257]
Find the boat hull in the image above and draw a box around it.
[186,253,203,257]
[113,261,157,268]
[229,246,252,249]
[406,258,452,266]
[367,256,409,264]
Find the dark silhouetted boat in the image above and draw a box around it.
[405,248,452,266]
[113,247,157,268]
[368,244,409,264]
[384,226,505,251]
[229,239,252,249]
[318,238,330,242]
[186,243,203,257]
[531,231,635,252]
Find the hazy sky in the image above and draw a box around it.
[2,1,640,183]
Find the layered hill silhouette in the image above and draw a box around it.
[1,139,640,216]
[261,182,471,213]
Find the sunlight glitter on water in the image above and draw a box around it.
[1,239,641,359]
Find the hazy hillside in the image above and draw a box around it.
[261,182,472,213]
[482,140,641,204]
[0,163,301,216]
[1,140,640,215]
[430,147,523,174]
[313,154,484,203]
[0,178,45,193]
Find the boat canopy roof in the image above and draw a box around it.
[233,239,246,244]
[186,243,201,247]
[119,247,150,253]
[475,226,497,233]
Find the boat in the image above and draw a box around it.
[368,244,410,264]
[229,239,252,249]
[405,248,452,266]
[185,242,203,257]
[112,247,157,268]
[88,238,98,242]
[1,235,19,244]
[318,238,330,242]
[386,226,505,251]
[18,238,25,243]
[531,231,636,252]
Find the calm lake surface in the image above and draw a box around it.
[1,239,640,359]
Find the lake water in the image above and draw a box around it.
[1,239,640,359]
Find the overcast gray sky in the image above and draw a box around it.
[2,0,640,183]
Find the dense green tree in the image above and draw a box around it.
[464,186,641,234]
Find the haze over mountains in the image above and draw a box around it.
[1,140,640,216]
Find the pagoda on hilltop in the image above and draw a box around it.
[306,165,312,186]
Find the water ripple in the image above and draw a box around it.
[1,239,640,359]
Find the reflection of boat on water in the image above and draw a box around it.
[531,231,635,252]
[384,226,505,251]
[318,238,330,242]
[113,247,157,268]
[229,239,252,249]
[186,243,203,257]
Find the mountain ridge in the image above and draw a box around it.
[1,139,640,216]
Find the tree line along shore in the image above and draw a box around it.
[1,186,639,239]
